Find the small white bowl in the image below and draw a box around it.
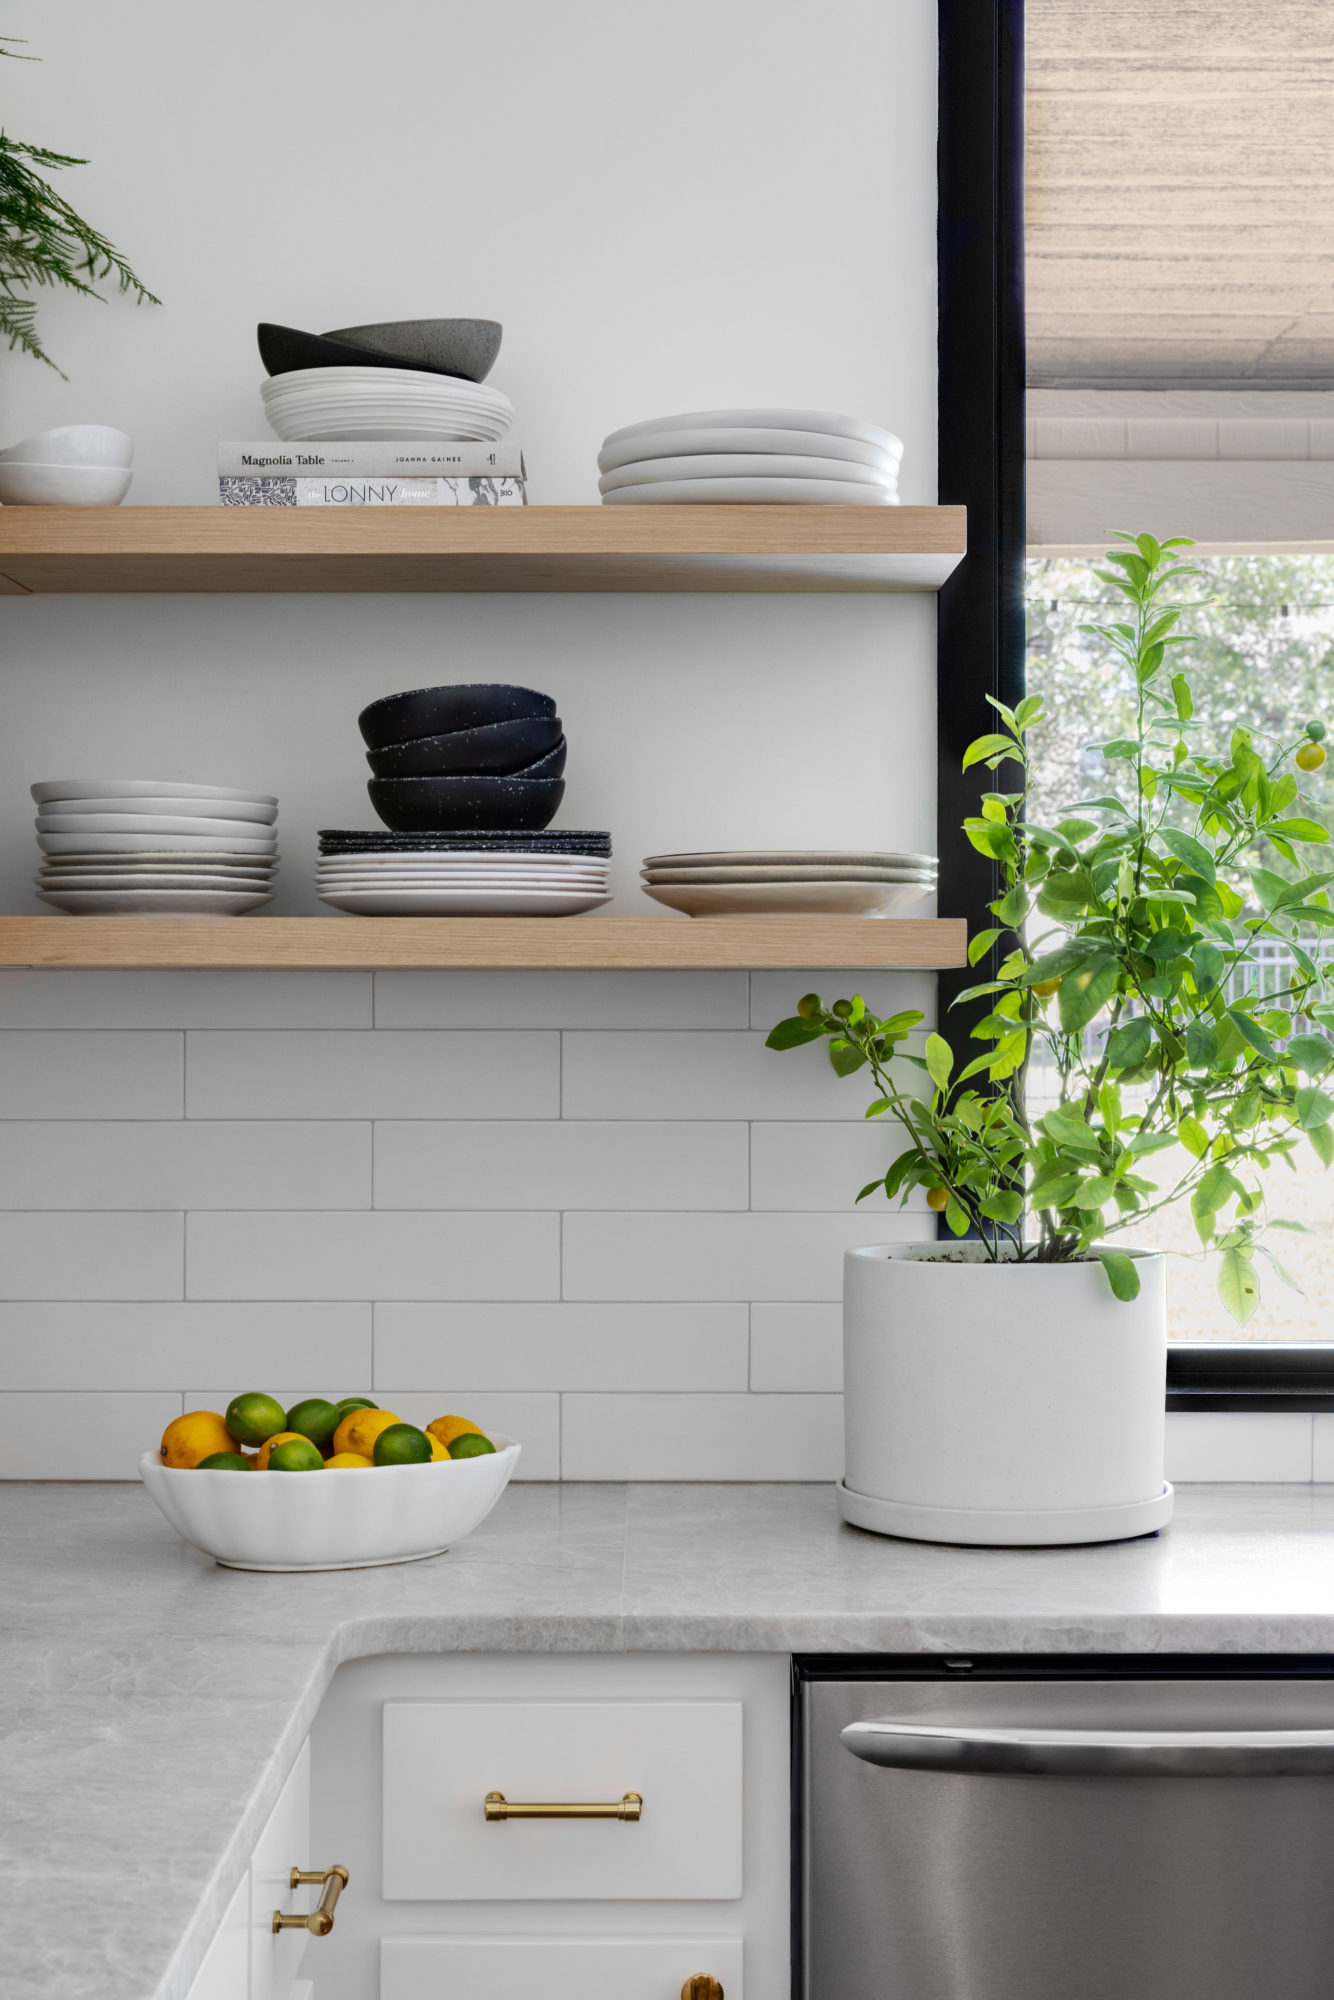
[0,424,134,468]
[138,1436,521,1571]
[0,462,132,506]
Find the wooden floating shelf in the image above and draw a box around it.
[0,504,966,595]
[0,915,967,970]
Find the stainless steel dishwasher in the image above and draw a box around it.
[802,1664,1334,1999]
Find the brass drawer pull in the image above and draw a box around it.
[484,1789,642,1821]
[272,1863,349,1936]
[682,1979,724,2000]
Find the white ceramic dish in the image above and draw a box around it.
[36,795,277,824]
[0,462,132,506]
[138,1435,521,1572]
[641,880,930,917]
[39,856,276,875]
[642,865,937,884]
[38,888,274,915]
[319,887,613,916]
[603,478,899,505]
[644,848,938,870]
[38,872,275,892]
[1,425,134,469]
[603,409,904,455]
[597,426,902,475]
[38,831,281,854]
[600,454,898,493]
[261,365,514,401]
[32,779,278,806]
[317,849,604,869]
[36,812,279,839]
[266,411,512,444]
[318,876,608,894]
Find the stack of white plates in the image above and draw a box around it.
[261,367,515,444]
[598,409,903,505]
[316,833,611,917]
[640,849,938,918]
[32,780,279,915]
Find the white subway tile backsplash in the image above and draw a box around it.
[561,1391,843,1479]
[372,1390,559,1478]
[750,1304,844,1390]
[0,1392,182,1479]
[186,1031,558,1119]
[0,970,372,1029]
[375,969,748,1029]
[1165,1412,1314,1482]
[750,1122,928,1213]
[0,1033,182,1117]
[374,1120,747,1211]
[0,1213,183,1299]
[748,969,937,1031]
[562,1031,877,1120]
[0,1303,371,1390]
[0,1122,369,1209]
[374,1303,749,1391]
[1312,1414,1334,1480]
[187,1211,559,1300]
[562,1211,919,1301]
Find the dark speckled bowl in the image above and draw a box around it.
[365,715,564,779]
[359,683,557,751]
[368,773,565,832]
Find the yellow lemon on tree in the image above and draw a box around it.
[255,1429,307,1470]
[160,1410,239,1469]
[1297,741,1326,772]
[925,1185,950,1212]
[426,1414,484,1450]
[1032,977,1061,998]
[325,1451,374,1469]
[332,1407,401,1459]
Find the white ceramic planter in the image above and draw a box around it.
[839,1244,1172,1546]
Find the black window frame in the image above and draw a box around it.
[933,0,1331,1408]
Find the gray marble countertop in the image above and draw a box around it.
[9,1478,1334,2000]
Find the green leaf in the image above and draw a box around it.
[1105,1016,1153,1068]
[1228,1010,1278,1060]
[1101,738,1139,761]
[1178,1115,1210,1159]
[944,1196,971,1237]
[1296,1086,1334,1129]
[962,733,1023,770]
[1268,817,1329,844]
[924,1033,953,1094]
[1218,1246,1260,1325]
[1162,829,1215,883]
[1018,939,1115,986]
[1039,1106,1103,1155]
[829,1039,868,1078]
[864,1096,892,1119]
[856,1178,886,1203]
[1185,1019,1219,1068]
[765,1015,825,1051]
[992,882,1030,928]
[1310,1124,1334,1167]
[1170,672,1193,721]
[967,926,1003,966]
[1058,955,1119,1034]
[1074,1175,1116,1210]
[1099,1250,1142,1302]
[1030,1174,1081,1211]
[1191,942,1226,994]
[1284,1032,1333,1075]
[978,1191,1023,1223]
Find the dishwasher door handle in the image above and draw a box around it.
[839,1719,1334,1776]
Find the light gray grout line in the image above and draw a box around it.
[746,1300,754,1391]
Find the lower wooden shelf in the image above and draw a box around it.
[0,915,966,969]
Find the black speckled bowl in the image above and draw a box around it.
[368,773,565,832]
[359,684,557,751]
[365,715,564,779]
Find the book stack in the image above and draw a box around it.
[217,442,526,507]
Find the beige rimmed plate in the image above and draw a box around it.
[641,880,931,918]
[642,865,936,885]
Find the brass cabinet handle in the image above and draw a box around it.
[272,1863,349,1936]
[484,1789,642,1821]
[682,1979,724,2000]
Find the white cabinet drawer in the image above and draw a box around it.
[185,1874,249,2000]
[251,1739,312,2000]
[382,1934,743,2000]
[382,1699,742,1901]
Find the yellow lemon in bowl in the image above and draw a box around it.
[426,1414,484,1450]
[325,1451,374,1469]
[332,1407,401,1459]
[428,1434,450,1462]
[160,1410,239,1469]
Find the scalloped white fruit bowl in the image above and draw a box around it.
[138,1436,520,1571]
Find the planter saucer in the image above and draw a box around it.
[836,1478,1175,1547]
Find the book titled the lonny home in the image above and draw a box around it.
[217,440,526,504]
[218,475,526,506]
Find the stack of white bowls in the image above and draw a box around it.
[598,409,902,505]
[640,849,938,917]
[0,425,133,507]
[261,368,514,444]
[33,780,279,916]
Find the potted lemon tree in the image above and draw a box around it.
[769,535,1334,1545]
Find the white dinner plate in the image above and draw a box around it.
[318,876,609,893]
[31,779,279,807]
[261,365,513,398]
[641,880,931,917]
[38,831,282,854]
[597,426,902,475]
[599,454,898,494]
[603,409,903,455]
[318,887,613,917]
[37,888,274,915]
[643,848,937,870]
[35,812,279,840]
[316,848,604,868]
[603,478,899,506]
[38,872,275,891]
[35,795,277,824]
[266,412,511,443]
[642,865,937,884]
[38,852,277,871]
[316,859,607,877]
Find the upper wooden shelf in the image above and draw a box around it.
[0,915,966,970]
[0,504,966,595]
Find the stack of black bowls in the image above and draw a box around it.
[360,684,566,831]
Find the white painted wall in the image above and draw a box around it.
[0,0,940,1476]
